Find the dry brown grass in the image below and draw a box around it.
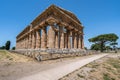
[0,50,35,62]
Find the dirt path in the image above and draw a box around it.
[17,54,108,80]
[60,53,120,80]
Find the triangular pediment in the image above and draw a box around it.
[31,5,81,26]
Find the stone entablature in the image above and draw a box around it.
[16,5,84,50]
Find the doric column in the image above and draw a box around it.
[60,32,64,49]
[64,33,67,48]
[81,35,84,49]
[29,33,32,49]
[36,29,41,49]
[78,34,81,49]
[18,41,19,49]
[55,32,58,48]
[21,40,23,49]
[72,32,75,48]
[21,40,22,49]
[24,38,26,49]
[20,40,21,49]
[48,25,55,48]
[17,41,19,49]
[76,33,79,48]
[34,31,36,49]
[65,32,69,48]
[41,27,47,49]
[22,39,24,49]
[19,40,21,49]
[16,41,18,49]
[31,32,34,49]
[32,31,35,49]
[68,31,71,49]
[23,38,25,49]
[74,33,77,48]
[27,35,29,49]
[22,39,23,49]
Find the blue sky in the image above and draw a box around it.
[0,0,120,48]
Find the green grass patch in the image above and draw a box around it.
[0,50,7,54]
[77,74,85,78]
[103,73,111,80]
[0,50,12,60]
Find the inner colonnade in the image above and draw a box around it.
[16,5,84,50]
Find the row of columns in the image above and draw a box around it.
[16,24,84,49]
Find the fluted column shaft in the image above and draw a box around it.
[34,31,36,49]
[64,33,67,48]
[36,29,41,49]
[32,32,35,49]
[16,41,18,49]
[81,35,84,49]
[41,27,47,49]
[29,33,32,49]
[78,34,81,49]
[60,32,64,49]
[22,39,23,49]
[76,34,79,48]
[72,32,75,48]
[68,31,71,49]
[74,33,77,48]
[55,32,59,48]
[48,26,55,48]
[27,35,29,49]
[24,38,26,49]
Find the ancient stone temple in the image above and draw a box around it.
[16,5,84,50]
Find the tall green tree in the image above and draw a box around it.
[88,33,119,52]
[12,47,15,50]
[0,46,5,49]
[110,42,118,53]
[110,42,118,49]
[5,40,11,50]
[90,43,101,51]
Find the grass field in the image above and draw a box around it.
[0,50,13,61]
[0,50,34,62]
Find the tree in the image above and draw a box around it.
[90,43,101,51]
[5,40,11,50]
[105,46,111,50]
[110,42,118,53]
[0,46,5,49]
[12,47,15,50]
[110,42,118,49]
[84,47,88,50]
[88,33,119,52]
